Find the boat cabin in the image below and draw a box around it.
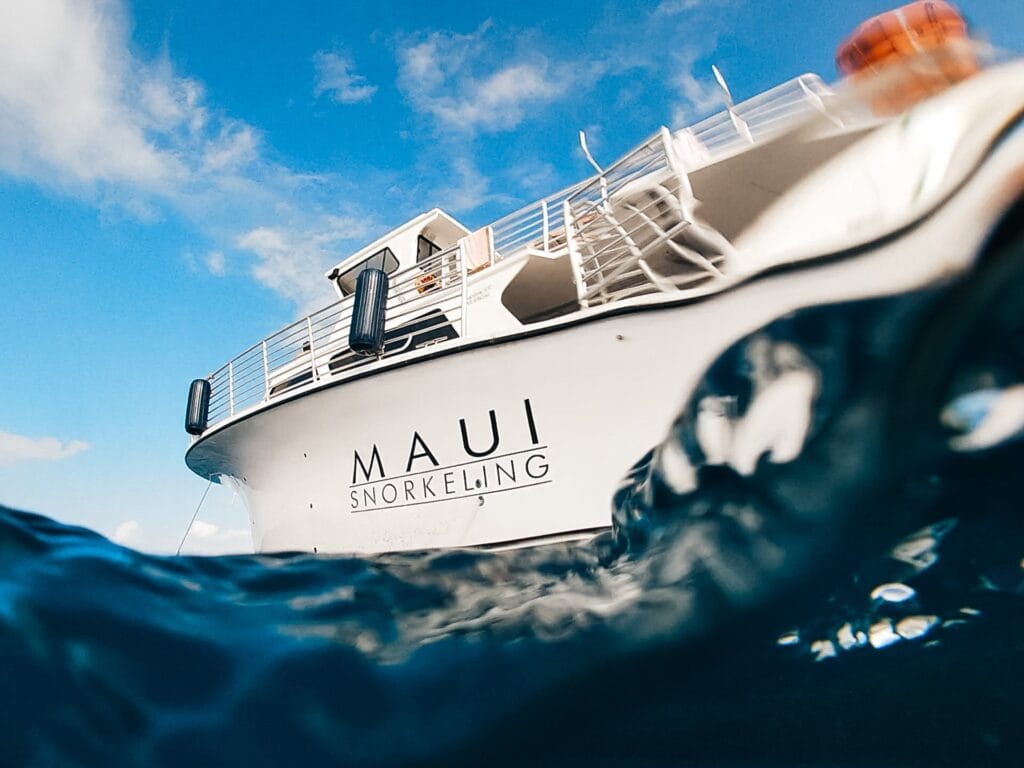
[322,204,589,338]
[325,209,470,299]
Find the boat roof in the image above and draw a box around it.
[325,208,468,280]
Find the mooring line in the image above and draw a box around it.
[176,477,213,556]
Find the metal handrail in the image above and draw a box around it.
[199,73,837,432]
[204,240,472,429]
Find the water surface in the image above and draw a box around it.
[2,285,1022,767]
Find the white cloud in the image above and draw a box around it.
[0,2,266,191]
[238,214,376,310]
[0,431,89,466]
[397,23,570,134]
[201,125,259,173]
[654,0,705,16]
[180,518,252,555]
[0,1,178,187]
[0,0,377,312]
[204,250,227,276]
[0,1,736,311]
[111,519,142,547]
[434,157,493,212]
[670,52,725,127]
[504,160,558,197]
[110,517,252,554]
[391,12,732,215]
[313,51,378,104]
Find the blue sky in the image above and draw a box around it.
[1,0,1021,553]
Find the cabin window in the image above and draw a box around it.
[416,235,441,267]
[337,247,399,296]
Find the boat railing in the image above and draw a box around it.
[205,242,470,428]
[561,73,836,306]
[678,73,834,162]
[199,73,840,431]
[489,179,586,261]
[483,74,833,276]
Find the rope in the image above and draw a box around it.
[176,477,213,556]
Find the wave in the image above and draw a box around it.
[2,278,1023,766]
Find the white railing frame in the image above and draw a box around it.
[541,199,550,255]
[563,198,588,309]
[262,341,270,400]
[201,73,838,432]
[306,316,318,382]
[458,241,469,337]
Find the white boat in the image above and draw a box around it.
[184,6,1024,554]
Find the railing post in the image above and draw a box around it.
[459,240,469,338]
[541,199,550,255]
[563,199,588,309]
[228,361,235,416]
[306,316,318,381]
[262,340,270,400]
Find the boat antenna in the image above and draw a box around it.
[176,476,214,556]
[711,64,733,104]
[579,130,609,208]
[578,130,603,175]
[712,65,754,144]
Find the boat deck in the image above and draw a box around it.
[198,74,845,436]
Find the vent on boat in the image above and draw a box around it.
[349,268,389,356]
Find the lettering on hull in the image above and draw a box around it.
[348,398,551,512]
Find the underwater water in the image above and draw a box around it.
[2,272,1023,766]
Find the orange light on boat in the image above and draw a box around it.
[836,1,968,75]
[836,1,978,114]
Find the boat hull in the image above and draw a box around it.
[186,243,971,554]
[189,308,716,554]
[185,114,1024,554]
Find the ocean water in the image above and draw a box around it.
[2,275,1023,766]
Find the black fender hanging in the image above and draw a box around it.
[185,378,211,435]
[349,268,389,356]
